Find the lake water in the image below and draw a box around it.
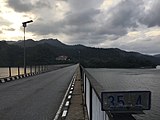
[86,68,160,120]
[0,67,31,78]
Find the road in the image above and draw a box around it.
[0,64,78,120]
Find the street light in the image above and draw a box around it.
[22,20,33,75]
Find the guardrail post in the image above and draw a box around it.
[9,67,11,77]
[30,66,32,74]
[35,66,36,73]
[84,74,86,105]
[38,65,40,73]
[90,83,92,120]
[18,66,20,76]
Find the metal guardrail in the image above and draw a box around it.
[0,64,72,83]
[80,66,138,120]
[80,66,110,120]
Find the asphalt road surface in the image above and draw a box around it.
[0,64,78,120]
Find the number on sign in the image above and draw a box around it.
[117,95,125,106]
[136,95,142,105]
[108,95,125,107]
[108,96,114,106]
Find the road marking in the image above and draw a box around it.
[65,101,70,107]
[53,74,76,120]
[69,91,73,94]
[68,95,71,99]
[62,110,68,117]
[70,87,74,90]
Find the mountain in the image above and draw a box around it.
[10,38,66,47]
[0,39,160,68]
[154,54,160,58]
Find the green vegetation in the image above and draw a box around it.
[0,39,160,68]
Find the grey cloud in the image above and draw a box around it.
[7,0,33,12]
[7,0,51,12]
[28,0,144,45]
[140,0,160,27]
[68,0,103,12]
[3,28,15,31]
[109,0,142,28]
[65,9,100,26]
[28,9,100,35]
[96,0,143,37]
[21,0,160,54]
[35,1,52,8]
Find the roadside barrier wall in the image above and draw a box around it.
[81,66,109,120]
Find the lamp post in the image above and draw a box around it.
[22,20,33,75]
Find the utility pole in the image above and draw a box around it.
[22,20,33,75]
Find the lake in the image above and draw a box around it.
[86,68,160,120]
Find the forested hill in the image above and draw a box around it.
[0,39,160,68]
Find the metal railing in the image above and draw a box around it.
[80,66,138,120]
[80,66,110,120]
[0,64,72,83]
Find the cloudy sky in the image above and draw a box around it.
[0,0,160,55]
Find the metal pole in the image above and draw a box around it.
[23,26,26,75]
[22,20,33,75]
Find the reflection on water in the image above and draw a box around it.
[87,68,160,120]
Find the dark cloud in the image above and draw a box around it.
[28,9,99,35]
[140,0,160,27]
[28,0,145,45]
[65,9,100,26]
[68,0,103,12]
[96,0,143,37]
[15,0,160,54]
[7,0,51,12]
[7,0,33,12]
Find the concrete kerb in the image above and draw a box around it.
[53,73,77,120]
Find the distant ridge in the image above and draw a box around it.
[1,39,160,68]
[9,38,66,47]
[154,54,160,58]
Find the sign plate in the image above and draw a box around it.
[101,91,151,113]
